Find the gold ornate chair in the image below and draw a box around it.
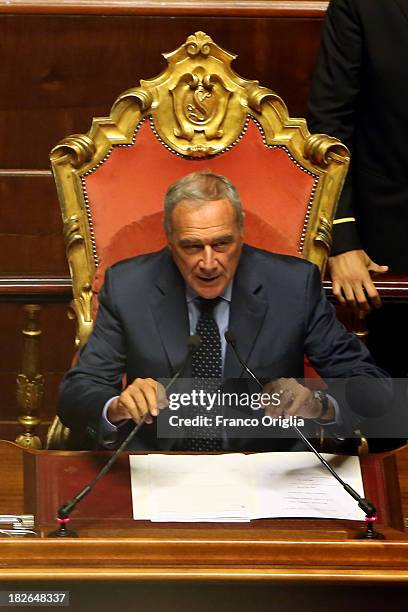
[46,31,349,449]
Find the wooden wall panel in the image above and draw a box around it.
[0,302,76,369]
[0,174,59,234]
[0,173,67,274]
[0,14,324,169]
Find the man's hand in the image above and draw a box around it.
[329,250,388,313]
[262,378,334,421]
[108,378,168,425]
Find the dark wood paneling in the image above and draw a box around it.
[0,174,67,274]
[0,173,58,234]
[0,302,75,371]
[1,303,25,369]
[0,14,324,168]
[0,235,68,275]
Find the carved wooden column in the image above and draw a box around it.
[15,304,43,449]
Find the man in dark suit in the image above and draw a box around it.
[58,171,389,451]
[308,0,408,376]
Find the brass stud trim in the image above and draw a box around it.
[79,117,149,267]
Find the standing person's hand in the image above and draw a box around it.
[329,250,388,313]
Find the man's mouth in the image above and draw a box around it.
[197,275,220,283]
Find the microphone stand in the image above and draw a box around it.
[224,331,384,540]
[48,336,201,537]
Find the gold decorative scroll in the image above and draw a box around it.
[315,216,333,252]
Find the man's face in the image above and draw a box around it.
[168,198,243,299]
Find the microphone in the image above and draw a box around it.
[224,330,260,385]
[224,330,383,539]
[48,335,201,537]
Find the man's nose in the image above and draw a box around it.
[200,245,217,269]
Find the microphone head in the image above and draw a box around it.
[188,334,202,352]
[224,330,237,347]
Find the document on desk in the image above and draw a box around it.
[129,452,366,522]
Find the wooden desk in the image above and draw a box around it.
[1,441,408,612]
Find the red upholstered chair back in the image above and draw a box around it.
[88,119,312,266]
[90,118,318,316]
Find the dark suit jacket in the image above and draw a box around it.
[308,0,408,270]
[58,246,386,450]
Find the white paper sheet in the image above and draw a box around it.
[247,452,366,520]
[148,454,250,521]
[129,452,366,522]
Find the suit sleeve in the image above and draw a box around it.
[308,0,363,254]
[58,268,127,443]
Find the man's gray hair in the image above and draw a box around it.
[163,171,244,235]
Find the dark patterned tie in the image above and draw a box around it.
[183,297,223,451]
